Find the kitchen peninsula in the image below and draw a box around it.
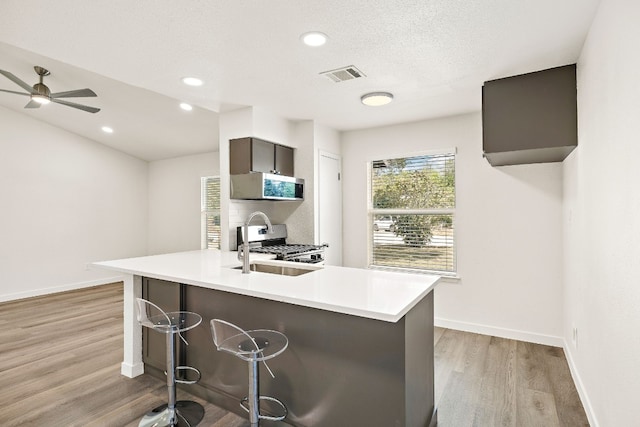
[94,249,440,427]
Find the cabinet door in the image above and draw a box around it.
[275,144,294,176]
[251,138,275,173]
[142,278,181,371]
[229,137,252,175]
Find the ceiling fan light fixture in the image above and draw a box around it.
[361,92,394,107]
[31,94,50,105]
[182,77,203,87]
[301,31,328,47]
[179,102,193,111]
[0,66,99,113]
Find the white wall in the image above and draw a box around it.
[147,152,219,255]
[564,1,640,425]
[342,112,564,345]
[286,121,315,244]
[0,106,148,301]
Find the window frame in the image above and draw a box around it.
[367,149,457,276]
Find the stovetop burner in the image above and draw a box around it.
[237,224,327,262]
[250,244,326,256]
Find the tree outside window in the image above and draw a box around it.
[369,153,456,273]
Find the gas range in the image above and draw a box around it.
[237,224,327,264]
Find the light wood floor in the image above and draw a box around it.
[434,328,589,427]
[0,283,588,426]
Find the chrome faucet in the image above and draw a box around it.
[238,211,273,274]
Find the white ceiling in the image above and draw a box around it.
[0,0,600,161]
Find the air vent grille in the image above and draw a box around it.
[320,65,366,83]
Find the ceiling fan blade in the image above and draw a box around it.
[24,100,42,109]
[0,69,35,94]
[0,88,30,96]
[50,88,97,99]
[51,98,100,113]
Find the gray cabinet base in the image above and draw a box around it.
[145,281,435,427]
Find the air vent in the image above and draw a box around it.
[320,65,366,83]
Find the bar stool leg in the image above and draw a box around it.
[248,355,260,426]
[166,329,177,424]
[139,328,204,427]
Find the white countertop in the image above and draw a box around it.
[93,249,440,322]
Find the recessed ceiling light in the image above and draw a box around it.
[361,92,394,107]
[301,31,328,47]
[181,77,203,87]
[179,102,193,111]
[101,126,114,134]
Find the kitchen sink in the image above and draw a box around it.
[233,261,319,276]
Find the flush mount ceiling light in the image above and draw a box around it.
[101,126,114,134]
[361,92,394,106]
[301,31,328,47]
[181,76,203,87]
[179,102,193,111]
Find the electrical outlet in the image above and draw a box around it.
[572,325,578,348]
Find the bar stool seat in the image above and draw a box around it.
[136,298,204,427]
[211,319,288,426]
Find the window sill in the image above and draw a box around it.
[368,265,461,282]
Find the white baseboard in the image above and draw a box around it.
[435,317,564,347]
[563,339,599,427]
[0,275,125,303]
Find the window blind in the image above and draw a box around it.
[369,153,456,273]
[201,176,221,249]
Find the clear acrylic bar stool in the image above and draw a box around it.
[136,298,204,427]
[210,319,288,426]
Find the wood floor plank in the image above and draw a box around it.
[434,325,445,343]
[473,336,517,427]
[436,332,491,426]
[541,347,590,426]
[438,370,478,426]
[517,341,554,394]
[453,331,491,375]
[434,328,466,407]
[516,388,561,427]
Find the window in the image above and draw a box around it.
[201,176,221,249]
[369,152,456,274]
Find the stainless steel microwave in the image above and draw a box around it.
[230,172,304,201]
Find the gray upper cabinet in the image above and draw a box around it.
[230,137,294,176]
[482,64,577,166]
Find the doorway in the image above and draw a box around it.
[318,151,342,265]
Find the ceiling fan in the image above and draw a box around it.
[0,65,100,113]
